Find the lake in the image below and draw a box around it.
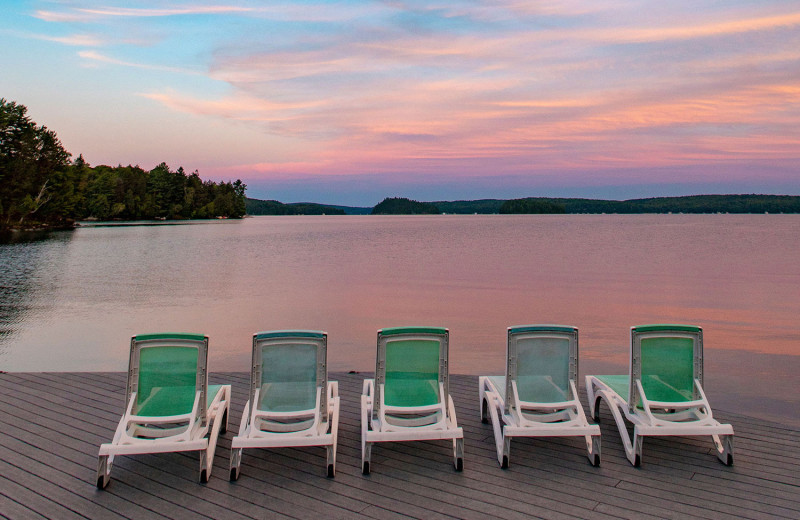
[1,215,798,427]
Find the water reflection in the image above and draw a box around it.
[0,215,798,426]
[0,231,73,352]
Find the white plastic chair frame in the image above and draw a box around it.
[478,325,600,468]
[97,334,231,489]
[229,330,340,480]
[585,325,734,466]
[361,327,464,474]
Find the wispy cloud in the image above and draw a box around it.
[35,5,254,22]
[78,50,202,75]
[14,31,105,46]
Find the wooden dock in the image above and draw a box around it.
[0,372,797,519]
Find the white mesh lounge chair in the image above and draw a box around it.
[479,325,600,468]
[229,330,340,480]
[97,333,231,488]
[361,327,464,474]
[586,324,734,466]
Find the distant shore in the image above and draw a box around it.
[246,194,800,215]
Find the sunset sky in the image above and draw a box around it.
[2,1,799,205]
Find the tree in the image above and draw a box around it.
[1,98,71,228]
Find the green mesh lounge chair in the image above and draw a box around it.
[479,325,600,468]
[229,331,340,480]
[586,325,734,466]
[361,327,464,474]
[97,333,231,488]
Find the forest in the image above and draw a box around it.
[1,98,246,231]
[371,197,440,214]
[433,195,800,214]
[245,198,345,215]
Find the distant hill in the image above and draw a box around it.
[438,195,800,214]
[245,198,345,215]
[434,199,505,214]
[371,197,440,215]
[500,199,566,214]
[326,205,372,215]
[247,194,800,216]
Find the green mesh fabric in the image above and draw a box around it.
[207,385,224,407]
[640,336,694,402]
[515,336,570,403]
[595,375,630,402]
[136,346,198,417]
[257,343,317,412]
[488,375,507,402]
[384,338,440,407]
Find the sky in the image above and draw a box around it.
[1,1,799,206]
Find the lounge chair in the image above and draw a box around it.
[97,333,231,488]
[229,330,339,480]
[361,327,464,474]
[586,324,734,466]
[479,325,600,468]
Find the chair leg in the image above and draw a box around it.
[501,434,510,469]
[229,447,242,481]
[586,434,601,466]
[630,427,643,467]
[453,437,464,471]
[96,455,111,489]
[598,390,642,466]
[481,397,489,424]
[220,406,228,435]
[362,442,372,474]
[200,450,210,483]
[713,434,734,465]
[327,445,336,477]
[592,395,603,423]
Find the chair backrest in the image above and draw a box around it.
[505,325,578,414]
[375,327,449,412]
[629,324,703,411]
[127,333,208,420]
[251,330,328,421]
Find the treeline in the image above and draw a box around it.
[498,195,800,214]
[371,197,440,215]
[432,195,800,214]
[245,198,345,215]
[1,98,246,230]
[499,198,566,214]
[71,160,246,221]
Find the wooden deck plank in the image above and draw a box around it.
[1,372,797,520]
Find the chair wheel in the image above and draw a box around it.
[362,461,370,475]
[327,464,335,478]
[455,457,463,472]
[230,467,239,481]
[501,455,509,469]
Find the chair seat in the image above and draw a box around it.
[595,374,693,406]
[258,381,317,412]
[384,376,439,407]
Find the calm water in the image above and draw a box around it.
[1,215,798,426]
